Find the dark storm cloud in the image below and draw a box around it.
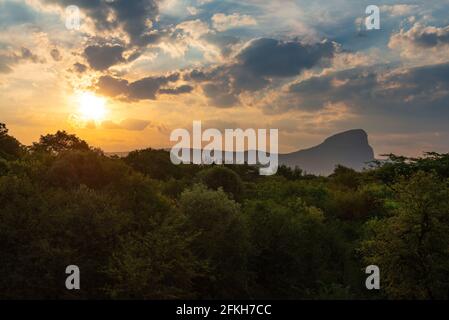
[184,38,337,107]
[128,73,179,100]
[43,0,159,46]
[236,38,336,78]
[84,45,126,71]
[95,73,191,101]
[109,0,159,46]
[41,1,161,71]
[231,38,336,92]
[268,63,449,128]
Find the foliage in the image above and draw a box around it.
[0,123,23,160]
[31,130,91,154]
[180,184,249,298]
[360,171,449,299]
[196,166,244,201]
[1,123,449,299]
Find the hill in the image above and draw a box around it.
[279,129,375,175]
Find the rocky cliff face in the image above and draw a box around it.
[279,129,375,176]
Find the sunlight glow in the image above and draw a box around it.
[78,92,107,122]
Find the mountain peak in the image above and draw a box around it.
[280,129,375,176]
[322,129,369,146]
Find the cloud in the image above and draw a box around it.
[176,19,211,39]
[19,47,44,63]
[42,0,159,46]
[102,119,151,131]
[389,23,449,62]
[0,47,44,74]
[236,38,336,78]
[184,66,240,108]
[380,4,419,17]
[390,23,449,49]
[50,48,62,61]
[159,84,193,95]
[72,62,87,73]
[164,19,222,60]
[270,118,299,133]
[96,75,129,97]
[128,73,179,100]
[184,38,337,107]
[184,69,210,82]
[278,68,377,112]
[211,13,257,32]
[266,62,449,133]
[201,33,241,57]
[95,73,192,101]
[202,82,239,108]
[0,56,13,74]
[84,44,126,71]
[187,6,198,16]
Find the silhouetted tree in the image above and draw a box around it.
[31,130,90,154]
[0,123,23,160]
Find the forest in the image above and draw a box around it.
[1,122,448,300]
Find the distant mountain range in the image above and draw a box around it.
[279,129,375,175]
[107,129,375,176]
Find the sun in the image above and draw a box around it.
[77,92,107,122]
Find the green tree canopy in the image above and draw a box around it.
[360,171,449,299]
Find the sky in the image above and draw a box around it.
[1,0,449,156]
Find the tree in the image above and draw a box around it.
[360,171,449,299]
[196,166,244,201]
[372,153,449,184]
[105,213,200,299]
[244,197,351,298]
[31,131,90,154]
[124,148,182,180]
[180,184,250,298]
[330,165,361,190]
[46,150,131,189]
[0,123,23,160]
[276,165,303,180]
